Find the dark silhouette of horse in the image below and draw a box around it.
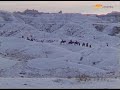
[27,37,30,40]
[86,43,89,47]
[74,41,79,45]
[82,43,85,46]
[26,37,34,41]
[78,42,80,46]
[41,40,44,43]
[68,40,74,44]
[22,36,24,38]
[106,43,108,46]
[30,38,33,41]
[89,45,91,48]
[60,40,66,44]
[93,62,96,65]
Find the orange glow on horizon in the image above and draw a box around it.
[95,4,103,9]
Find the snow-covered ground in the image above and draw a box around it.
[0,57,18,69]
[0,10,120,88]
[0,78,120,89]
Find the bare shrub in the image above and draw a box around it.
[76,74,91,82]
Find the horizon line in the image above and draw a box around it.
[0,9,120,15]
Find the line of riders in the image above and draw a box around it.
[21,35,109,48]
[21,35,92,48]
[21,35,57,43]
[60,39,92,48]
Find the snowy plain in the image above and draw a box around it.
[0,78,120,89]
[0,10,120,88]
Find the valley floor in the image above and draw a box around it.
[0,78,120,89]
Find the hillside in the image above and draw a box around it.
[0,10,120,78]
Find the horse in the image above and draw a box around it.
[22,36,24,38]
[41,40,44,43]
[106,43,108,46]
[82,43,85,46]
[89,45,91,48]
[86,43,89,47]
[68,40,74,44]
[27,37,30,40]
[60,40,66,44]
[74,41,79,45]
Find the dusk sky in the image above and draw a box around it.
[0,1,120,14]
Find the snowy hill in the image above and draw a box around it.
[0,10,120,78]
[97,11,120,23]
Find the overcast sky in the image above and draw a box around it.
[0,1,120,14]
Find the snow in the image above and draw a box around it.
[0,78,120,89]
[0,57,18,70]
[0,10,120,88]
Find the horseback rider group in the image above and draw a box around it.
[60,39,92,48]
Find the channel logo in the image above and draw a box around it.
[94,4,113,9]
[95,4,103,8]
